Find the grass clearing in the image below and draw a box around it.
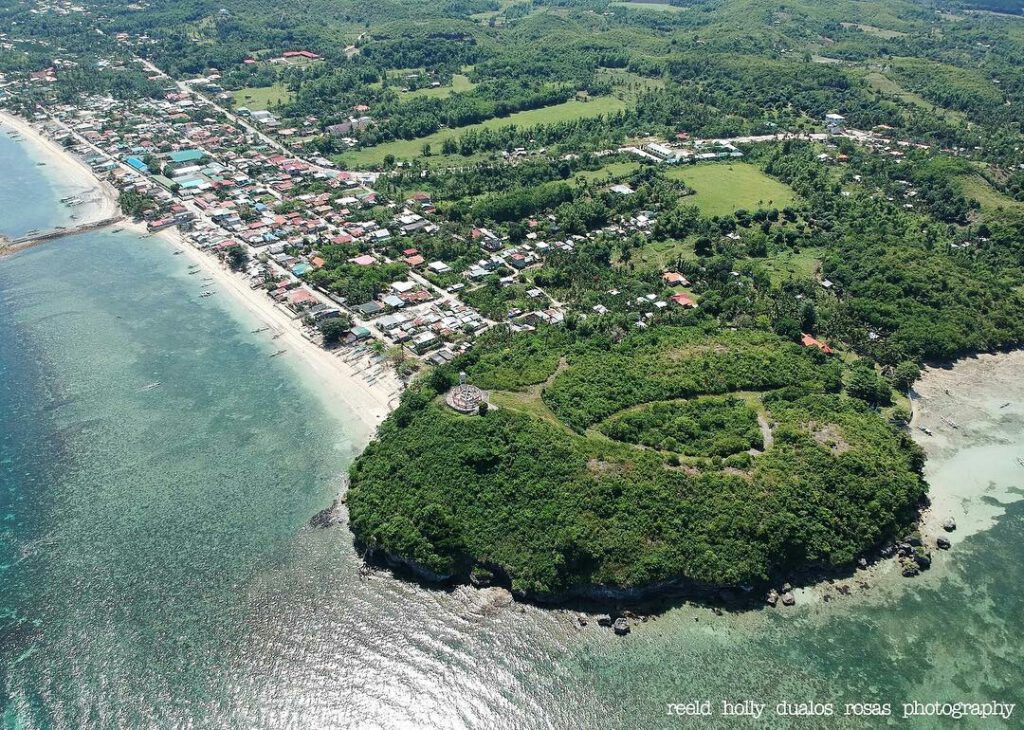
[610,1,686,11]
[959,175,1024,214]
[666,163,798,216]
[232,83,293,109]
[840,22,907,39]
[760,247,824,285]
[863,70,968,124]
[574,161,641,183]
[340,95,629,167]
[628,237,697,270]
[398,74,476,100]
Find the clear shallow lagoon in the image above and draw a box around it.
[2,137,1022,729]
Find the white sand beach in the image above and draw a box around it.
[2,109,400,441]
[0,110,119,228]
[139,223,402,441]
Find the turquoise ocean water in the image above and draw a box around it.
[1,130,1022,729]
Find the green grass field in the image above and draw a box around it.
[628,237,697,270]
[398,74,475,100]
[574,161,641,183]
[863,71,967,124]
[666,163,798,216]
[959,175,1024,214]
[760,247,824,285]
[232,83,293,109]
[340,95,629,167]
[610,1,686,11]
[840,22,906,39]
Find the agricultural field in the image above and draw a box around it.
[340,95,629,167]
[667,163,798,216]
[231,83,293,109]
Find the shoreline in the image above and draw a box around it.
[136,222,401,444]
[0,110,119,230]
[1,110,400,447]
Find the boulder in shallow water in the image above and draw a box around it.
[577,613,588,627]
[597,614,613,627]
[857,557,868,569]
[766,589,779,607]
[781,591,796,607]
[936,536,951,550]
[901,561,919,578]
[782,582,792,593]
[942,518,957,532]
[613,617,630,635]
[914,551,932,570]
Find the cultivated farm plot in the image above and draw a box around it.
[340,96,628,168]
[666,163,798,216]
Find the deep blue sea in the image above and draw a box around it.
[1,124,1022,730]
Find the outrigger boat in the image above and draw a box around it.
[269,349,287,358]
[919,426,934,436]
[251,326,269,333]
[141,382,162,391]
